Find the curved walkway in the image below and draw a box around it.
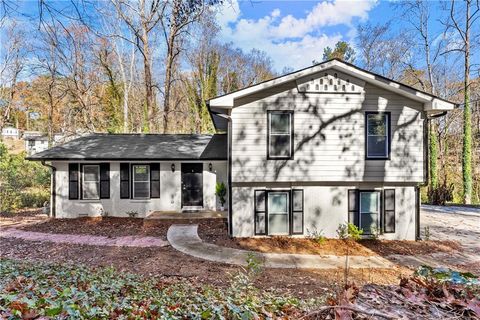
[167,224,394,269]
[0,228,168,248]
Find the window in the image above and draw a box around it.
[359,191,380,235]
[133,165,150,199]
[267,191,289,235]
[268,111,293,159]
[82,165,100,200]
[366,112,390,159]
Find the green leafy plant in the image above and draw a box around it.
[0,144,50,212]
[0,259,311,319]
[307,227,326,245]
[215,182,227,208]
[336,223,363,241]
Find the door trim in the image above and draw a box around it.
[181,163,204,208]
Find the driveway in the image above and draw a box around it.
[418,205,480,272]
[421,205,479,254]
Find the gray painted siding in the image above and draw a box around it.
[231,185,416,240]
[52,161,227,218]
[231,81,425,183]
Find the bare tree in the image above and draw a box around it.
[0,21,26,140]
[111,0,166,132]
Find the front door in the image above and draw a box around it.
[181,163,203,207]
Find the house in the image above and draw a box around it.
[22,132,68,155]
[23,133,49,155]
[28,59,455,240]
[1,126,20,139]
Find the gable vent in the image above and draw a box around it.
[296,70,365,94]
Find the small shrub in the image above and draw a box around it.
[336,223,348,240]
[0,186,21,212]
[19,188,49,208]
[424,226,431,240]
[370,225,379,240]
[99,208,110,217]
[347,223,363,241]
[126,211,138,218]
[307,228,326,245]
[428,184,454,205]
[215,182,227,208]
[336,223,363,241]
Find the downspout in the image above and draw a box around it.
[213,112,233,237]
[41,161,56,218]
[417,110,449,240]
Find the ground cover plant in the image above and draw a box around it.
[0,258,317,319]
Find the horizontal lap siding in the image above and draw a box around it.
[231,82,425,183]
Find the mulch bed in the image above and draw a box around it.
[198,219,462,257]
[0,236,408,299]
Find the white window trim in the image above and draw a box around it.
[268,112,292,159]
[267,191,290,236]
[359,191,380,235]
[366,113,389,159]
[132,164,150,199]
[82,165,100,200]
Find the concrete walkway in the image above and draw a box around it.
[0,228,169,248]
[167,224,394,269]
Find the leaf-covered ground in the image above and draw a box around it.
[0,258,319,319]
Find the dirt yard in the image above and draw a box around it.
[0,211,413,298]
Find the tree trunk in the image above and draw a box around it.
[462,0,473,204]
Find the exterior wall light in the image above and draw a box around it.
[208,163,213,172]
[171,163,175,172]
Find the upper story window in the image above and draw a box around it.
[268,111,293,159]
[365,112,390,159]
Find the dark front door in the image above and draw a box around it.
[181,163,203,207]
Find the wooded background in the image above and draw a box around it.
[0,0,478,205]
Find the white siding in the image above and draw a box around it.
[231,185,416,240]
[230,81,425,183]
[52,160,227,218]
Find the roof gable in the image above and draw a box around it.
[208,59,455,113]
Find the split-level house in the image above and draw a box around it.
[29,59,455,240]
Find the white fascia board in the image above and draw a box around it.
[208,60,456,111]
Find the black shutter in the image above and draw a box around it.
[348,189,359,227]
[99,163,110,199]
[254,190,266,235]
[120,163,130,199]
[150,163,160,198]
[68,163,79,200]
[384,189,395,233]
[291,189,304,235]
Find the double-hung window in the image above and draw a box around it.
[82,165,100,200]
[133,165,150,199]
[268,111,293,159]
[366,112,390,159]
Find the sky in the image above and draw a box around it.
[214,0,394,71]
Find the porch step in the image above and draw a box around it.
[181,206,204,212]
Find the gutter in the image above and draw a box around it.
[41,161,56,218]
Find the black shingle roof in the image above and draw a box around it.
[27,134,227,161]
